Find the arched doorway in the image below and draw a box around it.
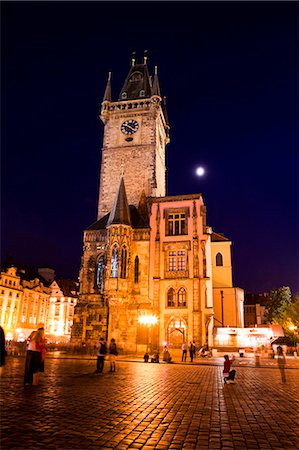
[166,316,187,348]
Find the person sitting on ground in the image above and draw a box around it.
[163,347,172,363]
[223,354,236,384]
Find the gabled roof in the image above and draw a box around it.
[211,232,230,242]
[118,63,152,101]
[86,205,149,231]
[107,177,131,226]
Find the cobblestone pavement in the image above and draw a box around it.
[1,356,299,450]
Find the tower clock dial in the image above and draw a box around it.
[121,119,139,135]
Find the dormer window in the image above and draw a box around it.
[121,92,127,99]
[130,71,143,82]
[139,90,145,97]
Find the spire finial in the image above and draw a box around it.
[120,159,125,177]
[143,50,148,64]
[154,65,158,75]
[131,51,136,66]
[108,71,111,81]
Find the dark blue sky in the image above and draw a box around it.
[1,1,298,295]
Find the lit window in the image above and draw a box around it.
[167,288,175,307]
[168,251,176,271]
[97,256,105,290]
[167,213,187,236]
[120,247,127,279]
[111,245,119,278]
[178,251,186,271]
[134,256,139,283]
[216,252,223,266]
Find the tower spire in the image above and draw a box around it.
[152,65,161,97]
[102,71,112,102]
[107,177,131,226]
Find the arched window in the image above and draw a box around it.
[167,288,175,307]
[111,245,119,278]
[216,252,223,266]
[134,256,139,283]
[96,256,105,290]
[120,246,127,279]
[178,288,187,307]
[87,256,96,282]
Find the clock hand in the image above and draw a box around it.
[126,124,136,132]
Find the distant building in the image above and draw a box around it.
[47,279,78,341]
[71,55,244,351]
[0,265,78,342]
[244,292,269,327]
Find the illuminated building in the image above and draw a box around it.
[71,55,244,351]
[0,266,78,342]
[47,279,78,342]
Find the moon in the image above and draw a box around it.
[196,166,205,176]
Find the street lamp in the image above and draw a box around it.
[138,314,158,353]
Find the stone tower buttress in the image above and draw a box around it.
[97,58,170,220]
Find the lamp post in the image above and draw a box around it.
[220,290,224,327]
[138,314,158,353]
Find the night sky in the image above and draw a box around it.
[1,1,298,295]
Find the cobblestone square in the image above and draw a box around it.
[1,356,299,449]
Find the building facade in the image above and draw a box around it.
[0,266,78,342]
[71,55,244,351]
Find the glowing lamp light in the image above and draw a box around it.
[138,315,158,326]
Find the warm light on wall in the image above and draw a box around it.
[138,315,158,326]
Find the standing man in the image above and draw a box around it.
[181,342,187,362]
[108,338,118,372]
[276,346,286,383]
[189,341,195,362]
[95,337,107,373]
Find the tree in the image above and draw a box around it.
[264,286,292,324]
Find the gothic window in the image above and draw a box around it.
[167,213,187,236]
[96,256,105,290]
[216,252,223,266]
[134,256,139,284]
[111,245,119,278]
[178,288,187,307]
[120,246,128,279]
[167,288,175,307]
[168,251,176,271]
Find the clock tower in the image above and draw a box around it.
[98,54,170,219]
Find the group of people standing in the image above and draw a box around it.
[95,337,118,373]
[181,341,196,362]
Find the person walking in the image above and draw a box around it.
[223,354,236,384]
[276,345,286,383]
[24,323,46,386]
[95,337,107,373]
[181,342,187,362]
[189,341,195,362]
[0,326,6,377]
[108,338,118,372]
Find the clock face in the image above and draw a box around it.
[121,119,139,135]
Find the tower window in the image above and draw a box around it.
[134,256,139,284]
[121,92,127,99]
[216,252,223,266]
[120,246,127,279]
[111,245,119,278]
[139,90,145,97]
[130,71,143,82]
[167,213,187,236]
[167,288,175,307]
[178,288,187,307]
[96,256,105,290]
